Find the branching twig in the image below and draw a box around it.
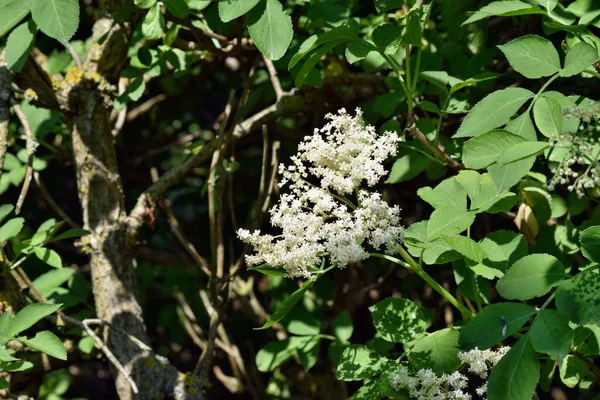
[126,93,168,123]
[12,102,37,214]
[405,114,464,171]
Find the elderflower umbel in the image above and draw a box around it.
[389,346,510,399]
[238,108,403,278]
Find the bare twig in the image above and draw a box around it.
[63,41,83,71]
[405,114,464,171]
[126,93,168,122]
[263,55,283,100]
[12,103,37,214]
[0,53,11,173]
[33,171,81,229]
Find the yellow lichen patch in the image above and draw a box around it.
[51,77,66,91]
[24,88,38,101]
[65,67,84,84]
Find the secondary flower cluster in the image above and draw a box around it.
[238,108,403,278]
[546,101,600,197]
[389,346,510,400]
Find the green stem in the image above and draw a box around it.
[525,73,560,114]
[584,68,600,79]
[372,249,475,319]
[434,95,449,144]
[405,46,414,114]
[412,46,422,92]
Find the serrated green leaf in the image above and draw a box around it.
[462,130,525,169]
[463,1,545,25]
[5,19,36,72]
[248,0,293,61]
[487,335,540,400]
[0,217,24,243]
[417,177,467,210]
[34,247,63,268]
[255,280,313,330]
[17,331,66,360]
[453,88,534,138]
[580,226,600,262]
[30,0,79,42]
[535,0,558,12]
[505,112,537,141]
[407,328,461,375]
[561,42,599,77]
[443,235,486,263]
[336,345,390,381]
[5,303,62,341]
[369,298,427,343]
[497,141,548,164]
[555,267,600,326]
[32,268,75,296]
[218,0,260,22]
[488,155,536,193]
[530,309,573,360]
[459,302,536,350]
[455,171,503,212]
[372,24,403,54]
[498,35,560,79]
[0,0,30,38]
[0,205,14,225]
[142,4,165,40]
[496,254,565,300]
[427,207,476,241]
[533,97,563,138]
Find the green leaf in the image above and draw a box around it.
[78,335,95,354]
[32,268,75,296]
[459,302,536,350]
[559,354,592,388]
[385,153,431,184]
[5,303,62,340]
[453,88,534,138]
[372,24,403,55]
[455,171,504,213]
[417,177,467,210]
[163,0,190,18]
[488,155,536,193]
[407,328,461,375]
[533,97,562,138]
[256,336,310,372]
[30,0,79,42]
[134,0,156,8]
[248,0,293,61]
[297,335,320,371]
[0,346,19,362]
[332,310,353,343]
[17,331,66,360]
[498,34,560,78]
[560,42,598,77]
[443,235,486,263]
[374,0,403,13]
[345,42,374,64]
[0,205,14,225]
[294,40,344,88]
[529,309,573,361]
[580,226,600,262]
[556,267,600,326]
[0,217,24,243]
[285,307,320,336]
[462,130,525,169]
[336,345,389,381]
[449,72,502,95]
[463,1,544,25]
[0,0,30,38]
[535,0,558,12]
[505,112,537,141]
[369,298,427,343]
[255,280,313,330]
[142,4,165,40]
[34,247,63,268]
[497,254,565,300]
[418,100,440,114]
[115,76,146,110]
[247,266,286,276]
[5,19,36,72]
[497,141,548,164]
[487,335,540,400]
[427,207,475,241]
[218,0,260,22]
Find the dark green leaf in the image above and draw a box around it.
[555,267,600,326]
[336,345,389,381]
[369,298,427,343]
[560,42,599,77]
[529,309,573,360]
[256,336,310,372]
[462,130,525,169]
[496,253,565,300]
[218,0,261,22]
[407,328,461,374]
[498,35,561,78]
[463,1,544,25]
[255,281,314,330]
[580,226,600,262]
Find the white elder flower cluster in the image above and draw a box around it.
[238,108,403,278]
[546,101,600,198]
[389,346,510,400]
